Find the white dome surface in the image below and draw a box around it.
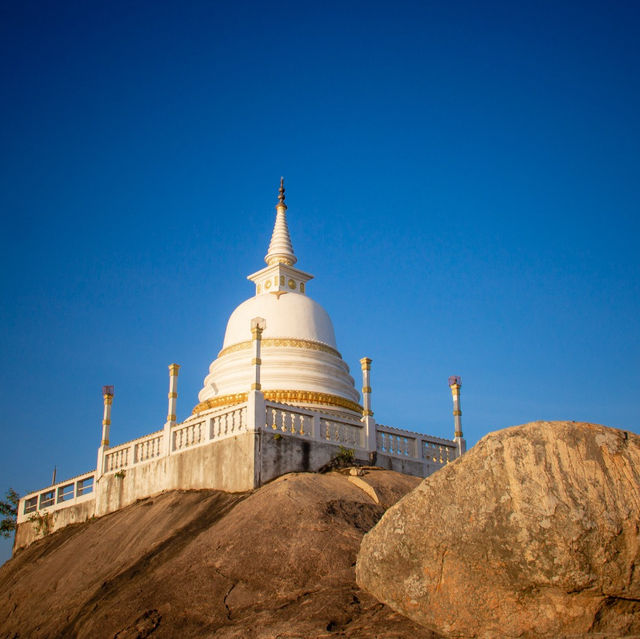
[223,292,337,349]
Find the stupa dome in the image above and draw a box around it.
[222,292,337,350]
[195,180,361,417]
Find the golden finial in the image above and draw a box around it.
[278,177,286,207]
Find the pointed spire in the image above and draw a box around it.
[265,177,297,266]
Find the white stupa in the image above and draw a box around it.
[195,179,362,417]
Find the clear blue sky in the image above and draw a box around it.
[1,0,639,563]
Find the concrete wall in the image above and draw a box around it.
[14,500,95,554]
[259,430,370,484]
[372,452,427,477]
[95,432,257,516]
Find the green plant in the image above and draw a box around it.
[115,470,126,479]
[29,511,53,537]
[273,433,283,441]
[335,446,355,465]
[0,488,19,538]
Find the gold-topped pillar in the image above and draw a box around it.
[360,357,373,417]
[247,318,266,437]
[251,320,263,391]
[448,376,466,456]
[96,385,114,477]
[101,385,114,446]
[360,357,377,453]
[167,364,180,424]
[162,364,180,456]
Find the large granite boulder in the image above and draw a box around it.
[356,421,640,638]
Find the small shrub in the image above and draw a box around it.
[29,511,53,537]
[114,470,126,479]
[336,446,355,464]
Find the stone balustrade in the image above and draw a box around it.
[103,430,164,473]
[266,403,313,437]
[264,402,366,449]
[376,423,457,466]
[319,416,364,448]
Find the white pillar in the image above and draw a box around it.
[167,364,180,424]
[96,385,114,477]
[360,357,377,452]
[163,364,180,456]
[449,376,467,456]
[247,317,266,433]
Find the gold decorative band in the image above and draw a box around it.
[251,358,262,365]
[453,410,462,416]
[266,256,294,266]
[363,409,374,417]
[167,414,176,422]
[362,386,372,394]
[193,389,363,415]
[102,419,111,426]
[218,338,342,359]
[251,383,262,390]
[168,392,178,399]
[101,439,109,446]
[360,357,372,370]
[103,396,113,405]
[251,326,263,339]
[169,363,181,375]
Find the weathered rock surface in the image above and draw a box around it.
[357,421,640,638]
[0,469,438,638]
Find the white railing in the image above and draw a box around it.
[173,405,247,452]
[17,471,96,523]
[320,416,364,448]
[421,439,455,464]
[173,420,205,451]
[266,404,313,437]
[210,406,247,440]
[376,423,457,464]
[264,401,365,449]
[103,429,164,474]
[134,433,163,463]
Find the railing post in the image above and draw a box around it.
[247,391,265,432]
[312,414,320,440]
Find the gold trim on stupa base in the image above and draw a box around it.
[193,389,363,416]
[217,337,342,359]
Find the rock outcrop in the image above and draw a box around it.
[357,421,640,638]
[0,469,439,638]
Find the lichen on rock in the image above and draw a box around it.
[356,421,640,638]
